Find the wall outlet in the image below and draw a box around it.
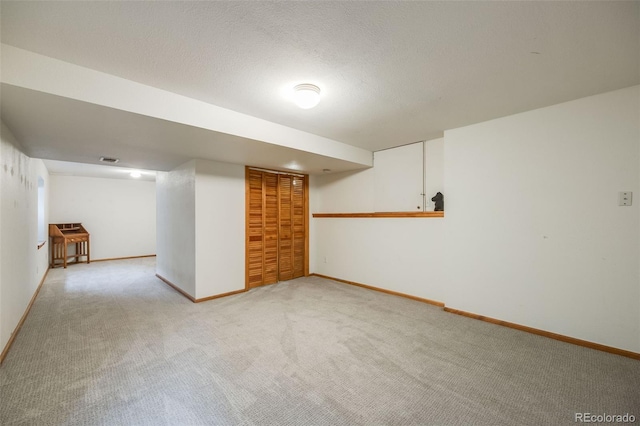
[323,256,327,263]
[619,191,632,206]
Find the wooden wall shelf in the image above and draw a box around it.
[312,212,444,218]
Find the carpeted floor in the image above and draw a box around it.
[1,258,638,425]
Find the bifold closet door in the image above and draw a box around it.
[291,175,305,279]
[246,167,306,288]
[247,169,279,288]
[277,174,305,281]
[278,175,293,281]
[263,172,279,284]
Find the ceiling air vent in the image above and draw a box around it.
[99,157,119,164]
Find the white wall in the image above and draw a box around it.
[313,168,375,213]
[424,137,444,211]
[312,150,447,302]
[156,158,245,300]
[318,139,443,214]
[194,159,245,299]
[35,163,49,277]
[156,160,196,298]
[312,86,639,354]
[444,85,640,353]
[374,142,424,212]
[313,217,446,302]
[0,122,49,356]
[49,175,156,260]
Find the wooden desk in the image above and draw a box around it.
[49,223,90,268]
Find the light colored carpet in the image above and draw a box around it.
[1,258,638,425]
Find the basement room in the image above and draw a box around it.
[1,1,638,425]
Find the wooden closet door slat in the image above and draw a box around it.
[292,175,305,279]
[278,174,293,281]
[263,172,279,284]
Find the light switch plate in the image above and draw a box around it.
[619,191,632,206]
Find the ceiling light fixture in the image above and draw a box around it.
[293,84,321,109]
[130,171,141,178]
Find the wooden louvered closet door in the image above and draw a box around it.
[291,175,305,279]
[246,167,307,289]
[278,174,293,281]
[264,172,279,284]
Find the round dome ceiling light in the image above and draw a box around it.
[293,84,321,109]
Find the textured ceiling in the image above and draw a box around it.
[2,1,638,154]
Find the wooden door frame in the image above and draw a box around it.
[245,166,309,290]
[303,175,309,277]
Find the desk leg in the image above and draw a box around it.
[87,236,91,264]
[63,241,67,268]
